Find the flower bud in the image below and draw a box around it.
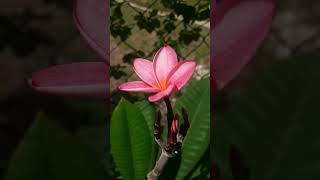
[168,114,178,144]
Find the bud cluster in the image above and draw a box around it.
[154,98,190,157]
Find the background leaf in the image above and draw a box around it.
[5,113,109,180]
[110,98,152,180]
[135,100,155,138]
[214,51,320,180]
[188,147,211,180]
[174,78,211,179]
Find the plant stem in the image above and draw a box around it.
[164,97,173,140]
[147,149,169,180]
[148,97,187,179]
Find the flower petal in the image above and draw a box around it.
[74,0,108,61]
[168,60,196,90]
[153,45,178,88]
[28,62,108,99]
[119,81,160,93]
[212,0,275,89]
[148,84,175,102]
[133,58,158,88]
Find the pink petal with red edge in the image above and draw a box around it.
[153,45,178,88]
[74,0,108,61]
[133,58,159,88]
[28,62,108,99]
[148,84,175,102]
[168,60,196,90]
[119,81,160,93]
[212,0,275,89]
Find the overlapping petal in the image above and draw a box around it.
[168,60,196,90]
[212,0,275,89]
[148,84,176,102]
[118,81,160,93]
[133,58,158,88]
[153,45,178,89]
[27,62,108,98]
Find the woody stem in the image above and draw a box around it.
[147,149,169,180]
[148,98,185,180]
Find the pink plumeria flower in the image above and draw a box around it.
[119,45,196,102]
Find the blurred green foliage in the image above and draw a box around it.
[5,113,110,180]
[214,51,320,180]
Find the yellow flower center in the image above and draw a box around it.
[158,80,167,91]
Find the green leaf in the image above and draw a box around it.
[214,52,320,180]
[135,100,158,169]
[110,98,152,180]
[5,113,109,180]
[174,78,210,179]
[135,100,155,138]
[188,146,211,180]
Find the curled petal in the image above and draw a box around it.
[148,84,175,102]
[153,45,178,88]
[212,0,275,89]
[168,60,196,90]
[28,62,108,99]
[119,81,160,93]
[133,58,159,88]
[74,0,108,61]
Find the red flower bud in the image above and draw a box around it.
[171,116,178,134]
[168,114,179,144]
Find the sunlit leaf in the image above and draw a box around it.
[110,98,152,180]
